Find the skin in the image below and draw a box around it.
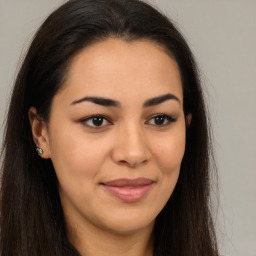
[29,38,188,256]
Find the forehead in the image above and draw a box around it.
[57,38,183,106]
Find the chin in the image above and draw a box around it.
[98,211,156,235]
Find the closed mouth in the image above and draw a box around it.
[101,178,155,202]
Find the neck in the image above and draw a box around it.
[67,219,154,256]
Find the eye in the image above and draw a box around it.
[146,114,176,126]
[81,115,111,128]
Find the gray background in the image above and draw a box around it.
[0,0,255,255]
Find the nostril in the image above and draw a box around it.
[111,135,151,167]
[117,158,148,168]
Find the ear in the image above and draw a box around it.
[28,107,51,159]
[186,113,192,127]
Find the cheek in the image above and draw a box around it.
[48,124,109,183]
[153,130,186,174]
[151,127,186,199]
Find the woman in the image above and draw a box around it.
[0,0,219,255]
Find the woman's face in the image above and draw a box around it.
[38,39,186,235]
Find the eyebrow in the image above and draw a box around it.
[71,96,120,107]
[143,93,180,107]
[70,93,180,107]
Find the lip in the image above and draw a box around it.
[101,178,155,202]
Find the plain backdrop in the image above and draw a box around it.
[0,0,255,255]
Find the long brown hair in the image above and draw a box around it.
[0,0,219,255]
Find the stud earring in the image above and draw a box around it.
[36,147,43,156]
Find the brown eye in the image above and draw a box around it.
[147,114,176,126]
[81,115,111,128]
[154,116,166,125]
[91,116,104,126]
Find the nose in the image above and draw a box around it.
[111,124,151,168]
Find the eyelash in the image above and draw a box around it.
[81,115,112,128]
[80,114,177,129]
[146,114,177,126]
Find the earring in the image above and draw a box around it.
[36,147,43,156]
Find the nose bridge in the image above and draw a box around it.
[124,122,146,151]
[112,120,151,167]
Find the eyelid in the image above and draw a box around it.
[146,114,177,126]
[80,115,112,128]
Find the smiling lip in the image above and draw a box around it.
[101,178,154,202]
